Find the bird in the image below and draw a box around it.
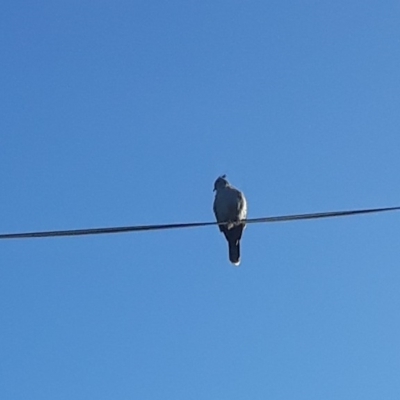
[213,175,247,265]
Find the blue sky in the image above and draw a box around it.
[1,1,400,399]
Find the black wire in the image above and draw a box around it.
[0,206,399,240]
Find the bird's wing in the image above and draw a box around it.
[236,189,247,221]
[214,187,247,226]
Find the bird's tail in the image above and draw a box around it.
[228,240,240,266]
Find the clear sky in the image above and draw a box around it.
[1,1,400,399]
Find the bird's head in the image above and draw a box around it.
[213,175,229,191]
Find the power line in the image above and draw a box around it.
[0,206,399,240]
